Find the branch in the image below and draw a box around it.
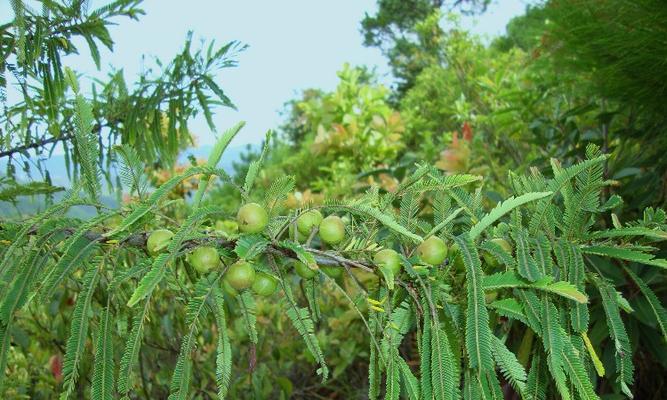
[18,225,377,272]
[0,133,74,159]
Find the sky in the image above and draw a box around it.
[2,0,529,149]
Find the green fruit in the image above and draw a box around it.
[319,215,345,245]
[374,249,402,276]
[491,238,512,254]
[483,238,512,267]
[320,265,343,278]
[252,272,278,296]
[215,220,239,235]
[449,243,465,270]
[147,229,174,256]
[416,236,448,266]
[297,210,323,235]
[237,203,268,234]
[225,260,256,290]
[293,260,317,279]
[222,279,238,297]
[186,246,220,273]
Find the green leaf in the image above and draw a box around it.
[469,192,552,240]
[398,356,420,400]
[623,266,667,342]
[489,298,527,324]
[92,306,115,400]
[238,290,257,344]
[483,271,588,303]
[212,287,232,399]
[455,234,493,371]
[118,298,151,398]
[60,263,100,400]
[583,245,667,269]
[192,121,246,208]
[492,335,527,394]
[512,228,544,282]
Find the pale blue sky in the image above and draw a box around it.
[3,0,529,148]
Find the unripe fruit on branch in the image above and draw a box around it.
[222,279,239,297]
[225,260,256,290]
[293,260,318,279]
[297,210,323,235]
[186,246,220,274]
[320,265,343,278]
[373,249,402,276]
[448,243,465,271]
[416,236,448,266]
[492,238,512,253]
[237,203,268,234]
[483,238,512,267]
[252,272,278,296]
[147,229,174,256]
[319,215,345,245]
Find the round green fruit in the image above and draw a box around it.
[374,249,402,276]
[483,238,512,267]
[293,260,317,279]
[448,243,465,270]
[186,246,220,273]
[215,219,239,235]
[222,279,239,297]
[252,272,278,297]
[147,229,174,256]
[225,260,256,290]
[237,203,268,234]
[319,215,345,245]
[491,238,512,254]
[416,236,448,266]
[297,210,323,235]
[320,265,343,278]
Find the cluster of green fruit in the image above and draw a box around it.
[145,203,460,298]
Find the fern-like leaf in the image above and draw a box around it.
[60,263,100,400]
[469,192,552,240]
[492,335,527,394]
[455,234,493,372]
[212,287,232,399]
[92,306,115,400]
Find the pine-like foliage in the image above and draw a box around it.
[1,124,666,399]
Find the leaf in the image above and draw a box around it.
[489,298,527,324]
[192,121,246,207]
[430,323,459,400]
[212,287,232,399]
[622,266,667,342]
[243,130,272,195]
[492,335,527,394]
[469,192,552,240]
[384,346,400,400]
[455,234,493,371]
[118,298,151,398]
[512,228,544,282]
[595,278,634,396]
[589,227,667,241]
[483,271,588,303]
[581,332,605,377]
[271,256,328,381]
[238,290,257,344]
[60,263,100,400]
[65,67,100,201]
[169,275,220,400]
[327,201,423,243]
[92,306,115,400]
[583,245,667,269]
[398,356,420,400]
